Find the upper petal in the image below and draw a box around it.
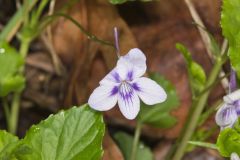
[116,48,147,80]
[118,83,140,119]
[123,48,146,75]
[88,85,118,111]
[133,77,167,105]
[215,104,238,129]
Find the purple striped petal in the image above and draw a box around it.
[118,82,140,119]
[215,104,238,129]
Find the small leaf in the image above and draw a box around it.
[216,128,240,157]
[137,73,179,128]
[176,43,206,95]
[0,41,25,97]
[21,105,105,160]
[221,0,240,77]
[113,132,153,160]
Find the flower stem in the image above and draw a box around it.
[130,122,142,160]
[8,93,21,134]
[169,58,223,160]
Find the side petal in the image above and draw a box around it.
[88,85,118,111]
[118,84,140,120]
[215,104,238,129]
[99,68,121,85]
[133,77,167,105]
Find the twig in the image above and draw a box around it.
[184,0,229,91]
[41,31,66,76]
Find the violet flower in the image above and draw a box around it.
[215,70,240,129]
[88,48,167,119]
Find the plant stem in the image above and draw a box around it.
[8,38,30,134]
[2,98,10,127]
[170,58,223,160]
[8,93,21,134]
[130,122,142,160]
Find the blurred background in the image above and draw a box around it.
[0,0,226,159]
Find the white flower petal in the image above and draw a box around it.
[99,68,121,86]
[123,48,146,75]
[133,77,167,105]
[215,104,238,129]
[231,153,240,160]
[116,48,147,80]
[223,89,240,104]
[118,83,140,120]
[88,85,118,111]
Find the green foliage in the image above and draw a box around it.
[221,0,240,77]
[176,43,206,96]
[0,42,25,97]
[114,132,153,160]
[109,0,153,4]
[0,105,105,160]
[137,73,179,128]
[216,128,240,157]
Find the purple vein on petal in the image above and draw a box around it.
[110,86,119,96]
[119,82,134,105]
[111,72,121,83]
[132,83,141,91]
[127,70,133,81]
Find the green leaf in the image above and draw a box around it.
[137,73,179,128]
[0,130,18,151]
[0,41,25,97]
[20,105,105,160]
[0,130,30,160]
[216,128,240,157]
[176,43,206,95]
[221,0,240,77]
[113,132,153,160]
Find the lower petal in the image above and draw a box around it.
[133,77,167,105]
[88,85,118,111]
[118,89,140,120]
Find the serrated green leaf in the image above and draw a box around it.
[221,0,240,77]
[176,43,206,95]
[0,130,18,151]
[20,105,105,160]
[137,73,179,128]
[0,130,29,160]
[113,132,153,160]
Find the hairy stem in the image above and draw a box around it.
[169,58,223,160]
[130,122,142,160]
